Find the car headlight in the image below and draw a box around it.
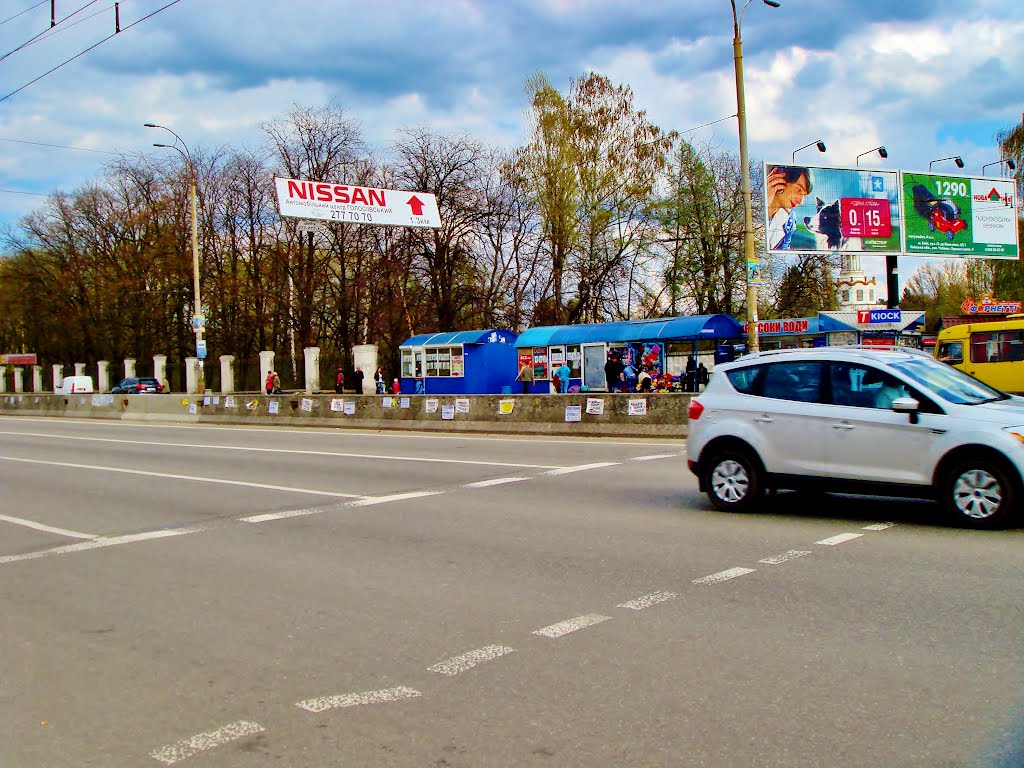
[1002,427,1024,444]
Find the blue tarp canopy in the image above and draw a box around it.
[402,330,510,347]
[515,314,744,348]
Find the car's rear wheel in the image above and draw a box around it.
[703,448,764,513]
[941,456,1018,529]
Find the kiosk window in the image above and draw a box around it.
[424,346,462,377]
[401,349,414,378]
[566,345,582,377]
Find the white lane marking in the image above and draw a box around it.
[630,454,679,461]
[0,527,202,565]
[542,462,619,476]
[0,513,97,540]
[428,645,516,676]
[758,550,812,565]
[863,522,896,531]
[240,507,324,523]
[348,490,444,507]
[463,477,529,488]
[0,430,561,470]
[816,533,864,546]
[0,417,686,448]
[693,567,756,585]
[150,720,264,765]
[0,455,361,498]
[532,614,612,638]
[617,591,678,610]
[296,686,422,713]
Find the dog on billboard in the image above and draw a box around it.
[803,198,863,251]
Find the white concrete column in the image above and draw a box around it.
[352,344,378,394]
[51,364,63,392]
[13,368,24,393]
[153,355,168,392]
[0,366,7,393]
[124,358,136,378]
[303,346,321,394]
[97,361,110,393]
[259,351,275,392]
[184,357,199,394]
[32,365,43,393]
[74,362,86,376]
[219,355,235,394]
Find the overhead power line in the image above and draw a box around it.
[0,136,116,154]
[1,0,104,63]
[0,0,182,106]
[0,1,48,28]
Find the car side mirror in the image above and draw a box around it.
[891,396,920,424]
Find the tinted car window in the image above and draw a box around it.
[727,361,824,403]
[829,362,910,409]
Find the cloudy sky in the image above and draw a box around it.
[1,0,1021,296]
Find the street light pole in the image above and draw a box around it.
[145,123,205,394]
[731,0,779,355]
[856,146,895,307]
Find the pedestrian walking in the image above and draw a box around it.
[335,367,345,394]
[515,361,534,394]
[374,367,385,394]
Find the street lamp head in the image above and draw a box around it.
[816,140,826,153]
[954,156,964,168]
[153,143,171,148]
[1009,159,1018,171]
[762,0,781,7]
[143,123,159,128]
[856,146,887,166]
[878,146,888,159]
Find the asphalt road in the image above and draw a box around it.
[0,415,1021,767]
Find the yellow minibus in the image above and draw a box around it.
[934,314,1024,392]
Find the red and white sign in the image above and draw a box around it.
[0,353,37,365]
[741,319,811,335]
[841,198,891,238]
[961,295,1022,315]
[274,177,441,229]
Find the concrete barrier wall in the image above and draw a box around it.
[0,392,693,438]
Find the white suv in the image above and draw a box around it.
[687,346,1024,529]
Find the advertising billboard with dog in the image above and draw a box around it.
[900,172,1018,259]
[764,163,902,255]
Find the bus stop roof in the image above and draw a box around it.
[515,314,744,348]
[401,329,517,347]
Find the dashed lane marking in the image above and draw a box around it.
[149,720,264,765]
[0,527,202,565]
[296,686,422,713]
[463,477,529,488]
[240,507,325,524]
[542,462,619,476]
[617,591,678,610]
[0,513,96,540]
[863,522,896,530]
[630,454,680,461]
[759,550,812,565]
[693,567,756,585]
[348,490,445,507]
[532,614,612,638]
[428,645,516,676]
[816,533,865,546]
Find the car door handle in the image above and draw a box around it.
[832,423,855,430]
[753,415,773,423]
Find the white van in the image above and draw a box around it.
[56,375,94,394]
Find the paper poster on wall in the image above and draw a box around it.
[203,395,211,407]
[455,398,470,413]
[189,402,198,414]
[586,398,605,415]
[565,405,582,422]
[343,401,355,415]
[212,396,220,405]
[268,400,279,415]
[330,398,344,411]
[441,404,455,420]
[498,399,515,415]
[224,396,236,408]
[300,398,313,412]
[92,396,101,407]
[628,399,648,416]
[400,397,411,409]
[382,396,393,408]
[425,398,439,413]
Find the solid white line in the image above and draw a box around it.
[0,455,361,498]
[347,490,444,507]
[0,513,96,540]
[296,686,421,713]
[150,720,265,765]
[693,567,756,585]
[240,508,324,523]
[758,550,812,565]
[617,591,678,610]
[542,462,619,476]
[0,430,562,470]
[0,527,202,565]
[463,477,528,488]
[532,614,612,638]
[428,645,516,676]
[630,454,679,461]
[862,522,896,530]
[816,533,864,546]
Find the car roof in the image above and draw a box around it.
[714,345,933,371]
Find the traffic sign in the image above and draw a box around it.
[275,177,441,229]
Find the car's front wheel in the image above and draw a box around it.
[941,456,1019,529]
[703,448,764,512]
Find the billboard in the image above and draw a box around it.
[274,177,441,228]
[900,172,1018,259]
[765,163,902,255]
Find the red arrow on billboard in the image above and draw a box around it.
[406,196,425,216]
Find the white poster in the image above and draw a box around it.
[268,400,280,415]
[300,398,313,412]
[212,396,220,405]
[343,401,355,415]
[330,398,344,411]
[382,396,393,408]
[400,397,411,409]
[628,399,648,416]
[565,405,582,422]
[189,402,198,414]
[455,398,470,413]
[224,396,236,408]
[203,395,211,407]
[586,398,604,415]
[441,404,455,420]
[425,399,439,413]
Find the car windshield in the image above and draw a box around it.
[889,356,1006,404]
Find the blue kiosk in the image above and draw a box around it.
[515,314,745,393]
[399,329,519,395]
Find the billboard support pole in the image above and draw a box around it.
[886,256,899,309]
